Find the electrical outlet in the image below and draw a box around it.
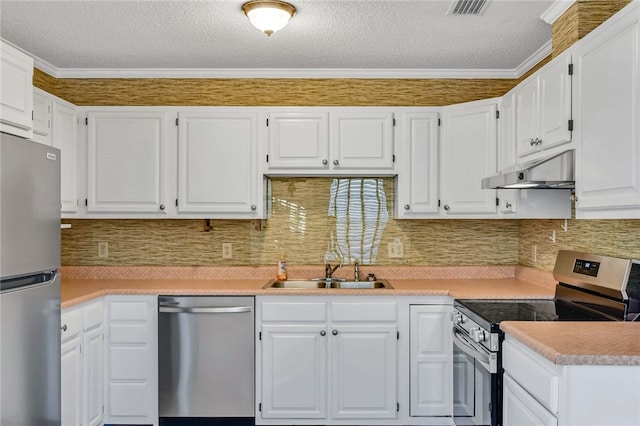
[98,242,109,258]
[222,243,233,259]
[388,238,404,258]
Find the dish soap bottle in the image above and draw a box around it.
[276,253,288,280]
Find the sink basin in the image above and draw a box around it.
[263,279,393,289]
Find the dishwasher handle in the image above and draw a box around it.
[159,306,253,314]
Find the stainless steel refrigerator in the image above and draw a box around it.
[0,133,61,426]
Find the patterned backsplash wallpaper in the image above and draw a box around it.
[61,178,519,267]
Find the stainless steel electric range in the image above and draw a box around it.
[451,250,640,426]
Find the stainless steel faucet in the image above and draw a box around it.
[353,259,360,281]
[325,262,341,279]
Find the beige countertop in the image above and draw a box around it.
[501,321,640,366]
[61,277,555,309]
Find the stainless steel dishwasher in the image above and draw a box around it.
[158,296,254,422]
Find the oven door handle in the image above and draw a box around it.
[453,328,497,373]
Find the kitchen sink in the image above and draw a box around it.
[263,279,393,289]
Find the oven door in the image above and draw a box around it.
[453,327,500,426]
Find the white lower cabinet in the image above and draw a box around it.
[61,299,104,426]
[409,305,452,418]
[503,336,640,426]
[104,295,158,426]
[256,296,400,424]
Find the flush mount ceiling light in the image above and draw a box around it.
[242,0,296,36]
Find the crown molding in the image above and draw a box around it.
[540,0,577,25]
[19,39,550,80]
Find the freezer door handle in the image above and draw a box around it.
[158,306,252,314]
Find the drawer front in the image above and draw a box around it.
[261,302,327,322]
[61,308,82,342]
[83,299,104,330]
[110,324,149,344]
[109,301,149,321]
[503,339,560,413]
[331,301,397,322]
[503,373,558,426]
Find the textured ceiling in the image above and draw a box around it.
[0,0,555,76]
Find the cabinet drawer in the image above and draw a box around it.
[83,300,104,330]
[331,302,397,322]
[109,324,149,344]
[109,301,149,321]
[503,373,558,426]
[61,308,82,342]
[261,302,327,322]
[503,339,560,413]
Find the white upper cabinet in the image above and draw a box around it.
[0,41,33,138]
[86,110,169,215]
[574,2,640,218]
[32,88,52,145]
[395,110,440,218]
[516,52,573,162]
[329,111,394,171]
[266,111,329,170]
[265,108,395,175]
[497,91,517,173]
[53,98,78,214]
[441,99,498,216]
[177,110,264,218]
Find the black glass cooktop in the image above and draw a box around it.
[454,299,612,332]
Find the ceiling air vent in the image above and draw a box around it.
[448,0,489,15]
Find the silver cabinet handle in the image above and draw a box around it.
[530,138,535,146]
[537,138,543,145]
[332,330,338,336]
[61,324,67,332]
[505,202,512,209]
[251,205,257,211]
[320,330,326,336]
[404,204,410,210]
[159,204,165,211]
[443,204,450,211]
[322,159,328,165]
[333,160,339,166]
[159,306,252,314]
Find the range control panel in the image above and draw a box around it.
[573,259,601,277]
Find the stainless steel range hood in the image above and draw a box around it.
[481,150,575,189]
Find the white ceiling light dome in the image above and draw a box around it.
[242,0,297,36]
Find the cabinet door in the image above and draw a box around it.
[497,92,516,173]
[61,337,83,426]
[178,111,261,215]
[83,326,104,426]
[503,374,557,426]
[87,111,168,214]
[53,100,78,214]
[441,100,498,215]
[539,53,572,151]
[410,305,452,417]
[0,41,33,138]
[260,324,328,419]
[396,111,440,217]
[267,111,329,170]
[330,111,394,170]
[515,76,540,159]
[104,296,158,425]
[32,89,52,145]
[330,324,398,419]
[575,9,640,217]
[453,350,476,419]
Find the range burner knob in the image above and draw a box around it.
[451,311,464,325]
[470,327,486,343]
